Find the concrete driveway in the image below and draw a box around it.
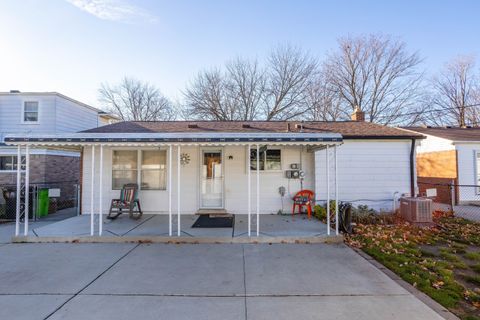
[0,243,445,320]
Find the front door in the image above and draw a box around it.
[200,149,224,208]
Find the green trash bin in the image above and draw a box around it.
[37,188,49,217]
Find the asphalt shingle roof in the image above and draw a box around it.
[83,121,423,139]
[404,126,480,142]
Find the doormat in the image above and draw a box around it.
[192,215,234,228]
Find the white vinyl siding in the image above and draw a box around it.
[0,94,100,142]
[81,145,315,215]
[456,144,480,202]
[81,142,413,215]
[315,140,412,211]
[416,134,454,154]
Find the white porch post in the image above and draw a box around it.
[247,144,251,237]
[334,144,339,236]
[90,145,95,236]
[256,144,260,236]
[23,145,30,236]
[168,144,172,236]
[326,145,330,236]
[15,145,21,236]
[177,145,181,236]
[98,144,104,236]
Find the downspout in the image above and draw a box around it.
[410,139,416,197]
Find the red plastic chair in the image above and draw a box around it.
[292,190,314,219]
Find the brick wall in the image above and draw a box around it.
[0,154,80,185]
[418,177,456,205]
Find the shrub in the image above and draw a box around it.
[313,205,326,221]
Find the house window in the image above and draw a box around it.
[250,149,282,171]
[0,155,26,171]
[23,101,39,122]
[112,150,167,190]
[141,150,166,190]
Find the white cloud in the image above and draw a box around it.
[66,0,157,23]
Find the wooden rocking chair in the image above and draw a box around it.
[107,183,143,220]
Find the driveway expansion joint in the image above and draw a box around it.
[42,243,140,320]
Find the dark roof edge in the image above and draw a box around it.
[342,135,425,140]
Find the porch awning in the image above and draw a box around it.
[4,132,343,146]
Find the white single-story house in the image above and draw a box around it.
[5,110,423,237]
[404,126,480,205]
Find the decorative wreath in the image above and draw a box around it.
[180,153,190,165]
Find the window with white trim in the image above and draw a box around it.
[112,150,167,190]
[250,149,281,171]
[0,155,26,171]
[23,101,39,122]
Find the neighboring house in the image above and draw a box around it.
[5,109,424,223]
[0,91,115,186]
[404,126,480,206]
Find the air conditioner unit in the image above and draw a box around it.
[399,197,433,224]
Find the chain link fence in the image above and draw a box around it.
[0,180,80,222]
[418,181,480,222]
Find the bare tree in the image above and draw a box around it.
[184,59,266,120]
[264,45,318,120]
[324,34,423,125]
[99,77,175,121]
[305,72,346,121]
[431,56,480,127]
[183,69,236,120]
[225,58,266,120]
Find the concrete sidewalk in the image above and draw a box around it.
[0,243,446,320]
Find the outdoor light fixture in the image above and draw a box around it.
[228,155,233,160]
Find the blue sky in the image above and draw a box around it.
[0,0,479,107]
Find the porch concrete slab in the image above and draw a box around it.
[0,208,79,243]
[0,243,135,294]
[234,214,328,237]
[49,295,245,320]
[33,215,91,237]
[0,294,72,320]
[0,221,51,243]
[244,243,407,295]
[180,215,235,237]
[246,296,443,320]
[83,244,245,295]
[102,214,154,236]
[120,214,235,237]
[120,214,170,236]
